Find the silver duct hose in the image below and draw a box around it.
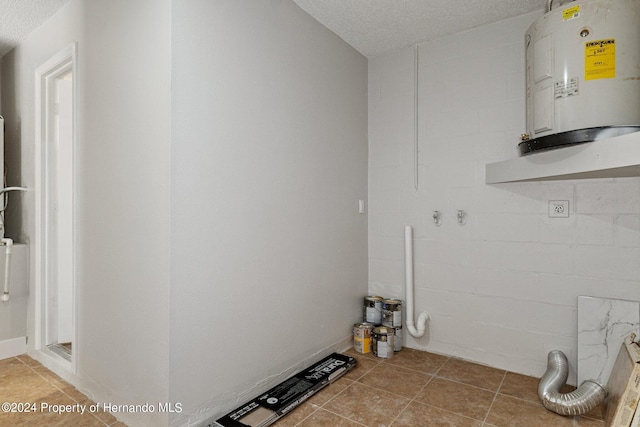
[538,350,607,416]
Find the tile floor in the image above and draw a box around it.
[0,355,126,426]
[274,348,606,427]
[0,348,606,427]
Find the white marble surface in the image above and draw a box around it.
[577,296,640,386]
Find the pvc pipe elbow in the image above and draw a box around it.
[406,324,424,338]
[406,312,429,338]
[404,225,429,339]
[415,312,428,333]
[1,292,9,302]
[417,311,429,326]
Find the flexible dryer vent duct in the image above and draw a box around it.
[538,350,607,416]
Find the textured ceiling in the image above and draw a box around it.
[0,0,71,57]
[293,0,551,58]
[0,1,554,60]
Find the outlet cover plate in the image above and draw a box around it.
[549,200,569,218]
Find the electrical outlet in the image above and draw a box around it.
[549,200,569,218]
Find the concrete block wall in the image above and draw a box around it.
[368,10,640,381]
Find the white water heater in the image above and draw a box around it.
[520,0,640,155]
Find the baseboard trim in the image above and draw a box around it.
[0,336,27,360]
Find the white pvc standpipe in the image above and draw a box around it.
[0,238,12,302]
[404,225,428,337]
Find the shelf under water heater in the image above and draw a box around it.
[519,0,640,155]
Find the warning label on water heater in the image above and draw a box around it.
[555,77,579,99]
[585,38,616,80]
[562,5,580,21]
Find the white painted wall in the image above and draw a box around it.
[170,0,368,424]
[369,10,640,382]
[1,1,171,426]
[0,244,29,342]
[2,1,366,425]
[12,0,631,424]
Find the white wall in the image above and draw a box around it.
[1,1,172,426]
[1,1,366,426]
[0,244,29,342]
[369,10,640,381]
[170,0,368,424]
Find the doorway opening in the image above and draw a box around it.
[35,43,77,371]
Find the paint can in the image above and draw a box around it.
[382,299,403,328]
[353,322,374,354]
[364,296,383,326]
[372,326,395,359]
[393,326,403,352]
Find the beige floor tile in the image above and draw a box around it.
[0,403,41,425]
[273,402,319,426]
[437,358,506,392]
[391,400,483,427]
[0,356,28,370]
[342,353,381,381]
[0,372,59,402]
[78,398,120,425]
[344,347,377,361]
[498,372,540,403]
[0,355,127,427]
[575,414,606,426]
[383,348,449,374]
[580,403,605,422]
[357,363,431,399]
[296,408,364,427]
[415,377,495,421]
[16,354,42,366]
[485,394,574,427]
[305,377,353,407]
[323,382,409,426]
[1,351,611,427]
[22,410,106,427]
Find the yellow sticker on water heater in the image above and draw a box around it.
[585,38,616,80]
[562,5,580,21]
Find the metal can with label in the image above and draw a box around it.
[364,296,383,326]
[382,299,403,328]
[393,326,403,352]
[353,322,374,354]
[372,326,395,359]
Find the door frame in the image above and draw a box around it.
[34,42,78,373]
